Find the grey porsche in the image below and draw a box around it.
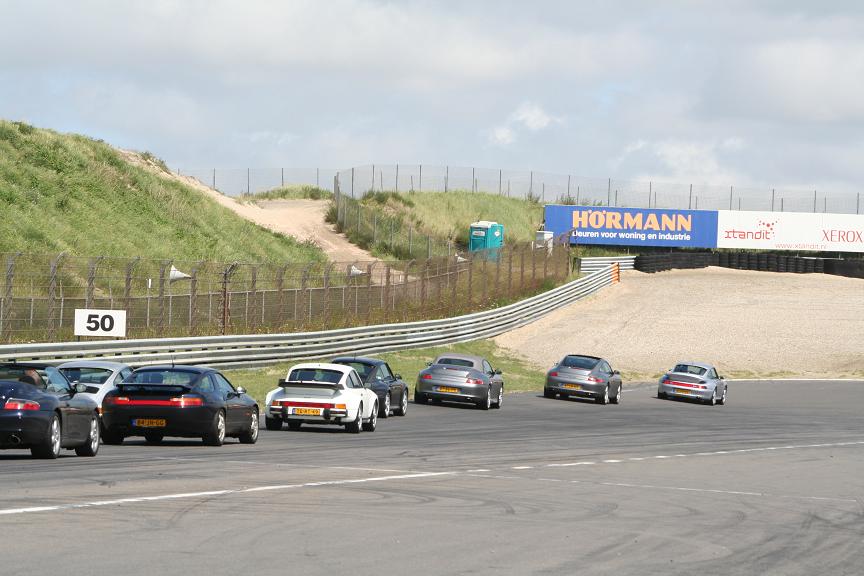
[414,353,504,410]
[657,362,727,405]
[544,354,623,405]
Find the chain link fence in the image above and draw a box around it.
[0,245,569,343]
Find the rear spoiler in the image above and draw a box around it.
[278,379,342,391]
[116,382,193,391]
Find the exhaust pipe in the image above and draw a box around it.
[9,434,22,445]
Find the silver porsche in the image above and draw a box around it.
[414,353,504,410]
[657,362,727,405]
[544,354,623,404]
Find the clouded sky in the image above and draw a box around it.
[2,0,863,197]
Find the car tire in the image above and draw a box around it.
[707,388,717,406]
[203,410,226,446]
[380,393,390,418]
[239,408,259,444]
[75,414,101,457]
[346,405,363,434]
[264,416,283,431]
[596,386,610,405]
[394,389,408,416]
[718,386,727,405]
[144,432,164,445]
[543,388,555,399]
[102,427,125,445]
[363,402,378,432]
[610,385,622,404]
[492,386,503,409]
[287,420,302,431]
[657,390,667,400]
[477,389,491,410]
[414,390,427,404]
[31,413,62,459]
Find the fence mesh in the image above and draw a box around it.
[0,245,569,343]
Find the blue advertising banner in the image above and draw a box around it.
[544,205,719,248]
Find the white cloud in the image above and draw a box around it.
[512,102,555,131]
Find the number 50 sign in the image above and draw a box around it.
[74,309,127,338]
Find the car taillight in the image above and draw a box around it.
[466,378,484,385]
[422,374,432,380]
[104,396,129,406]
[549,371,558,377]
[334,404,346,410]
[170,395,204,407]
[3,398,40,411]
[587,376,605,383]
[661,376,670,383]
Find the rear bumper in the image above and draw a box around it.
[268,405,349,425]
[0,410,50,448]
[102,406,215,437]
[546,377,606,398]
[416,381,487,402]
[658,383,712,401]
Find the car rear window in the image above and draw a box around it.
[60,367,113,385]
[288,369,344,384]
[334,362,374,379]
[126,370,198,386]
[561,356,599,370]
[436,358,475,368]
[672,364,707,376]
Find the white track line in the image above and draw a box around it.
[0,471,454,517]
[542,440,864,469]
[150,456,409,474]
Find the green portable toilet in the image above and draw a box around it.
[469,221,504,252]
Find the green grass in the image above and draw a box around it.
[239,184,332,203]
[223,339,546,404]
[0,120,325,262]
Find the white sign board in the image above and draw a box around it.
[74,309,127,338]
[716,211,864,252]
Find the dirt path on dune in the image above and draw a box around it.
[118,149,377,264]
[495,267,864,380]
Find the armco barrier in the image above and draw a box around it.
[579,256,636,274]
[0,266,617,368]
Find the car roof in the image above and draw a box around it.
[58,360,130,370]
[133,365,213,374]
[563,354,602,361]
[433,353,485,368]
[670,361,715,371]
[331,356,385,366]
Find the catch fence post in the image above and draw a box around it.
[220,263,238,335]
[188,262,202,334]
[124,257,139,333]
[157,260,171,335]
[47,253,66,341]
[322,263,334,327]
[248,266,258,331]
[86,256,104,309]
[466,254,474,307]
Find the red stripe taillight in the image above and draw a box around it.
[4,398,40,411]
[273,400,337,409]
[104,395,204,407]
[422,374,433,380]
[549,371,558,377]
[666,380,707,390]
[586,376,605,383]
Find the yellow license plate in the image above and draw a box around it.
[677,389,692,395]
[293,408,321,416]
[134,418,166,428]
[563,384,582,390]
[437,386,459,393]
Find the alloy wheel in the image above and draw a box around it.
[50,417,61,457]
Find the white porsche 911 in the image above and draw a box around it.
[264,363,379,433]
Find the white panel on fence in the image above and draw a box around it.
[74,309,127,338]
[716,211,864,252]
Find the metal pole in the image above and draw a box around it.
[688,184,692,209]
[567,175,571,200]
[729,186,733,210]
[813,190,817,213]
[316,167,319,188]
[351,167,355,197]
[419,164,422,192]
[395,164,399,193]
[499,169,502,195]
[371,164,375,192]
[857,193,860,215]
[530,171,534,196]
[445,166,449,192]
[472,167,475,193]
[649,182,652,208]
[576,186,580,205]
[608,178,611,206]
[771,188,775,211]
[281,167,284,188]
[212,168,216,190]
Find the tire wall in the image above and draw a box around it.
[634,251,863,278]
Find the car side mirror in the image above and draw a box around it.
[494,369,502,375]
[74,382,88,394]
[612,370,620,375]
[235,387,247,395]
[426,362,432,367]
[394,374,402,380]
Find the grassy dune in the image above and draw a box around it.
[239,184,332,203]
[0,120,325,262]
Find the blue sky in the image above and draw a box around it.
[1,0,863,196]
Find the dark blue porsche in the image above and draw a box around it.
[0,362,101,459]
[331,356,409,418]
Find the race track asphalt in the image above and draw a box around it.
[2,380,863,576]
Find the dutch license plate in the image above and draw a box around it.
[134,418,166,428]
[563,384,582,390]
[293,408,321,416]
[437,386,459,393]
[677,389,692,395]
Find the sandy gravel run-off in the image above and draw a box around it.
[495,267,864,379]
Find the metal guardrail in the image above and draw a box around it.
[0,266,617,368]
[580,256,636,274]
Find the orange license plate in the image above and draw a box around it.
[293,408,321,416]
[563,384,582,390]
[133,418,166,428]
[437,386,459,393]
